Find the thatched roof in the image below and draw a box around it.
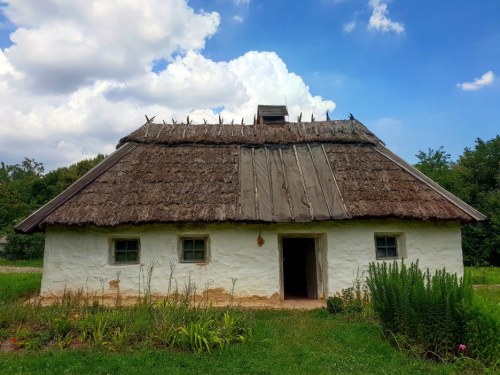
[117,120,379,147]
[16,119,485,233]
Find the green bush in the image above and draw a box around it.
[2,230,44,260]
[366,261,498,366]
[327,288,366,315]
[326,296,344,315]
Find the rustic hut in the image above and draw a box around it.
[16,109,485,306]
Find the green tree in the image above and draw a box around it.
[3,229,45,260]
[458,137,500,266]
[415,136,500,266]
[0,155,106,259]
[414,147,452,180]
[0,158,45,231]
[31,154,105,204]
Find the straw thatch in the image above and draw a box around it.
[118,120,380,147]
[16,119,485,233]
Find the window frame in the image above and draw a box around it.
[374,233,405,260]
[178,236,209,263]
[111,238,140,265]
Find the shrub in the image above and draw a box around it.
[326,296,344,315]
[2,230,44,260]
[366,261,499,367]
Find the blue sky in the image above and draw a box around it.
[0,0,498,170]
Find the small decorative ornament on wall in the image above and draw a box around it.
[257,231,265,247]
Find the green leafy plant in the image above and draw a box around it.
[366,261,499,368]
[2,230,44,260]
[175,317,218,352]
[327,269,369,315]
[326,296,344,315]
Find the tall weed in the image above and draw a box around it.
[2,286,251,353]
[327,269,370,316]
[367,261,499,368]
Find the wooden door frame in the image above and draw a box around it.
[278,233,327,300]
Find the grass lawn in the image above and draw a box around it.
[0,273,41,303]
[473,287,500,323]
[1,269,498,374]
[0,258,43,268]
[466,266,500,285]
[0,272,458,375]
[0,309,457,375]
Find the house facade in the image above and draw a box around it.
[17,112,485,306]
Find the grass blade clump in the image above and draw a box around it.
[1,280,251,353]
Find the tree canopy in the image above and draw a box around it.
[0,155,105,259]
[415,136,499,266]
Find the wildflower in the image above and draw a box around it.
[458,344,467,352]
[10,337,17,343]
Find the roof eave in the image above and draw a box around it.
[372,142,487,222]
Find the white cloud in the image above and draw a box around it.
[108,50,334,124]
[233,15,244,23]
[368,0,404,34]
[457,70,495,91]
[343,21,357,33]
[225,51,335,122]
[234,0,251,5]
[0,0,335,170]
[3,0,220,93]
[107,51,248,110]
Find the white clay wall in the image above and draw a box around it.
[41,221,463,302]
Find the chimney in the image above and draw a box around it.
[256,105,288,124]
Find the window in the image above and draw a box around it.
[113,239,139,264]
[180,237,208,262]
[375,236,398,259]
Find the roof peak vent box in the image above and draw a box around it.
[257,105,288,124]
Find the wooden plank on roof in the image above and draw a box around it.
[293,145,315,220]
[15,142,138,233]
[265,147,276,221]
[239,147,256,220]
[273,148,294,221]
[295,144,330,220]
[310,144,349,219]
[281,146,311,222]
[254,148,273,221]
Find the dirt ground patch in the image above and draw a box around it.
[0,266,42,273]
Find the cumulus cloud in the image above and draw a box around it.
[0,0,335,170]
[457,70,495,91]
[368,0,404,34]
[108,50,334,124]
[3,0,220,93]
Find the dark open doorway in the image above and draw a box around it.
[282,237,317,299]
